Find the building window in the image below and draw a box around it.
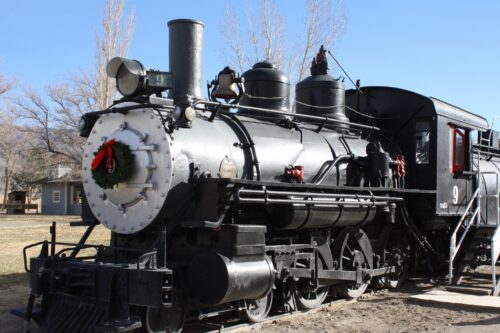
[52,190,61,203]
[452,127,467,173]
[415,121,430,164]
[72,187,82,205]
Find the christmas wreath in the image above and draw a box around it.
[91,139,135,189]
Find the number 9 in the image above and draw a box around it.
[453,185,459,204]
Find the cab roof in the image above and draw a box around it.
[345,86,488,131]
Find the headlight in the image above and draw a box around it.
[77,117,86,131]
[116,62,145,96]
[106,57,172,98]
[107,57,145,97]
[184,106,196,121]
[78,114,99,138]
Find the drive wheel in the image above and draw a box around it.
[332,227,372,299]
[239,291,273,323]
[291,253,330,310]
[138,290,185,333]
[293,282,329,310]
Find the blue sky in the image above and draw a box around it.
[1,0,499,128]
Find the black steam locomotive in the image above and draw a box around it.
[16,19,500,332]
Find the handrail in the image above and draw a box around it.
[448,178,481,285]
[449,128,500,294]
[450,206,479,263]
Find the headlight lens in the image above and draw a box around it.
[117,64,143,97]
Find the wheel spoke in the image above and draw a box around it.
[346,244,354,255]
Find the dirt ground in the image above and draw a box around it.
[239,281,500,333]
[2,280,500,333]
[1,215,499,333]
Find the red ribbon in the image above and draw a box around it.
[91,139,117,172]
[394,154,406,177]
[286,165,305,183]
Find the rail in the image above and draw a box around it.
[192,100,382,132]
[237,187,403,207]
[22,240,155,273]
[449,186,481,284]
[448,165,500,290]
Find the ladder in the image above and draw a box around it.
[448,143,500,295]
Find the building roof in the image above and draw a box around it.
[34,169,82,185]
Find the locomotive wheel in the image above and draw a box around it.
[293,282,329,310]
[239,291,273,323]
[292,257,329,310]
[374,226,410,289]
[332,227,372,299]
[138,290,185,333]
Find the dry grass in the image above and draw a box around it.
[0,214,110,288]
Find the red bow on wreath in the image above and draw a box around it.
[91,139,117,173]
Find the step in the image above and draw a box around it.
[467,247,491,255]
[458,272,494,279]
[471,237,493,243]
[476,224,499,229]
[446,285,492,296]
[460,259,500,266]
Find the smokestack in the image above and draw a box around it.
[168,19,204,100]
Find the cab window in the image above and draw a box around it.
[415,121,430,164]
[452,127,467,173]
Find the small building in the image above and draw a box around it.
[37,165,83,216]
[7,191,27,214]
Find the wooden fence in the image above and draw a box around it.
[0,203,38,213]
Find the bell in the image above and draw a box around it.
[211,67,241,102]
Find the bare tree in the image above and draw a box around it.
[221,0,287,74]
[0,72,14,97]
[0,113,29,204]
[95,0,136,109]
[220,0,347,84]
[50,0,135,114]
[12,0,135,166]
[11,88,82,163]
[296,0,347,81]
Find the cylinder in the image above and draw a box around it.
[167,19,204,99]
[188,253,274,305]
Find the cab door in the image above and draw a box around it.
[436,122,474,215]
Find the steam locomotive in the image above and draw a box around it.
[17,19,500,332]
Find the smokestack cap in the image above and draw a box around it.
[168,19,204,27]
